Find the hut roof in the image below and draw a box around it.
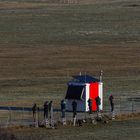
[70,75,100,83]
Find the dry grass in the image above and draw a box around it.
[0,1,139,139]
[0,43,139,106]
[0,44,139,79]
[2,114,140,140]
[0,1,48,9]
[0,0,139,9]
[0,0,139,106]
[115,112,140,121]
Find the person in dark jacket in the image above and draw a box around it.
[48,101,53,119]
[95,96,101,112]
[88,98,92,114]
[44,101,49,120]
[72,100,77,126]
[72,100,77,118]
[32,103,39,127]
[32,103,38,122]
[109,94,114,112]
[61,99,66,118]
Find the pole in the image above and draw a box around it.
[85,72,86,83]
[132,98,134,113]
[100,70,103,82]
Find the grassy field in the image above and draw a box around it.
[0,0,140,45]
[0,118,139,140]
[0,0,140,107]
[0,0,140,140]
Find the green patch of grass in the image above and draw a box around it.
[0,2,139,45]
[6,119,140,140]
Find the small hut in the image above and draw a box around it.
[65,75,103,112]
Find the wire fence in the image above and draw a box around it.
[0,95,139,128]
[103,95,140,113]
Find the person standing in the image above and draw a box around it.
[61,99,66,118]
[95,96,101,112]
[48,101,53,119]
[32,103,39,127]
[109,94,114,112]
[72,100,77,118]
[48,101,54,127]
[72,100,77,126]
[44,101,49,120]
[87,98,92,114]
[61,99,66,125]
